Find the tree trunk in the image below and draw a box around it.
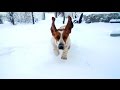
[63,12,65,24]
[75,12,77,18]
[42,12,45,20]
[55,12,57,18]
[31,12,35,24]
[9,12,15,25]
[78,13,83,23]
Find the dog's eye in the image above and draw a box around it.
[56,36,60,40]
[63,36,67,40]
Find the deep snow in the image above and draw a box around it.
[0,13,120,79]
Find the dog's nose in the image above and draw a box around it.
[58,43,64,50]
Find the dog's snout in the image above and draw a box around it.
[58,45,64,49]
[58,43,64,50]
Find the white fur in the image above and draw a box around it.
[51,26,71,60]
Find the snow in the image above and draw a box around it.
[110,19,120,22]
[0,12,7,15]
[110,28,120,37]
[83,12,118,15]
[0,13,120,79]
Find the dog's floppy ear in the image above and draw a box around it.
[51,17,57,36]
[64,16,73,34]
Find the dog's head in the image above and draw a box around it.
[51,16,73,50]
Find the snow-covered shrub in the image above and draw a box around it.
[6,12,32,24]
[0,15,3,24]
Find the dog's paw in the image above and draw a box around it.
[54,50,60,56]
[61,55,67,60]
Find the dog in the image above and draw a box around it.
[50,16,74,60]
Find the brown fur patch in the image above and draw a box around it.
[53,31,61,41]
[62,31,69,43]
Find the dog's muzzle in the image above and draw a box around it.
[58,43,64,50]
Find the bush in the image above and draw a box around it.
[83,13,120,23]
[0,15,3,24]
[6,12,32,24]
[0,19,3,24]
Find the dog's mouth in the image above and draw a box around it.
[59,48,64,50]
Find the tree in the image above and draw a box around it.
[8,12,15,25]
[42,12,45,20]
[62,12,65,24]
[78,13,83,23]
[0,19,3,24]
[31,12,35,24]
[55,12,57,18]
[75,12,77,18]
[24,12,32,23]
[0,15,3,24]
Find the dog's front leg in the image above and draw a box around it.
[61,46,69,60]
[53,45,60,56]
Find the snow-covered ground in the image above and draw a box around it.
[0,13,120,79]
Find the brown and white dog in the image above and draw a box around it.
[50,16,73,60]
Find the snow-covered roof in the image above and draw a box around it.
[110,19,120,22]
